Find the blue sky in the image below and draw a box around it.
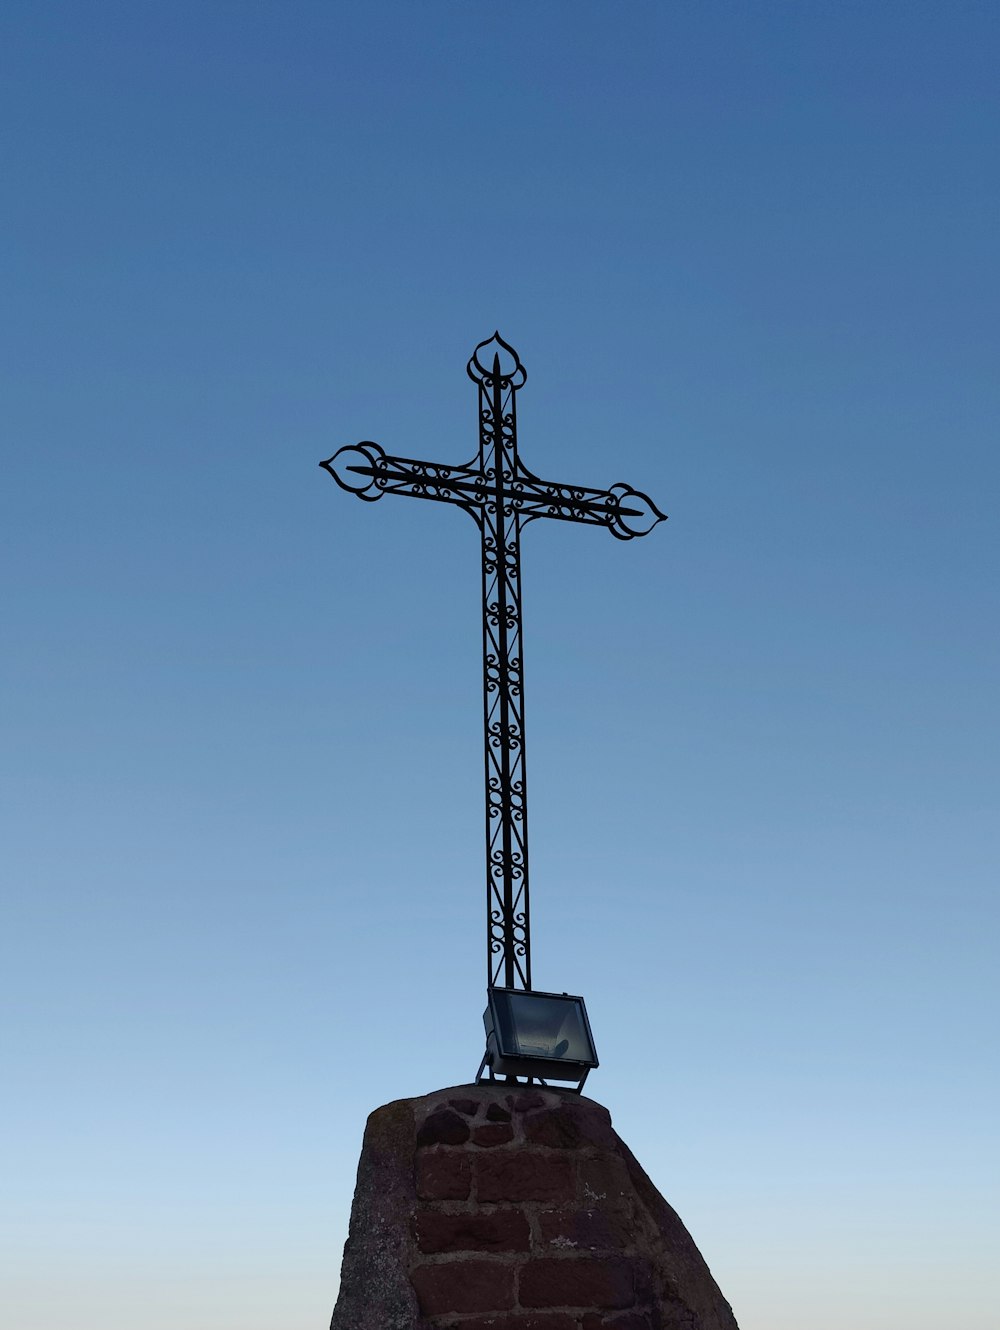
[2,3,997,1328]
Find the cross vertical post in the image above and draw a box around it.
[475,350,530,989]
[321,333,665,995]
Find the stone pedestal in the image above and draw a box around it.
[330,1083,739,1330]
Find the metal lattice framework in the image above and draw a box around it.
[321,333,665,990]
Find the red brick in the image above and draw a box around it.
[581,1315,653,1330]
[578,1156,632,1212]
[519,1256,635,1309]
[476,1151,575,1204]
[473,1122,515,1147]
[631,1257,656,1305]
[449,1097,482,1116]
[525,1104,615,1151]
[451,1316,578,1330]
[410,1260,515,1315]
[539,1206,633,1251]
[413,1209,530,1254]
[416,1150,472,1200]
[509,1091,546,1113]
[418,1108,471,1147]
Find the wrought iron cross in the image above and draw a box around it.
[321,333,664,992]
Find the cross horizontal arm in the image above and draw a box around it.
[320,443,482,517]
[320,443,666,541]
[509,466,665,539]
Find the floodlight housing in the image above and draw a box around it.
[478,987,598,1094]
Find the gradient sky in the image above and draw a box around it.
[2,4,998,1329]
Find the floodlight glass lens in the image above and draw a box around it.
[504,993,591,1061]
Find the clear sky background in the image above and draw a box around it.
[2,4,997,1328]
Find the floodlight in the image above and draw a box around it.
[477,987,598,1093]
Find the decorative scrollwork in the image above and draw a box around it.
[486,599,518,632]
[606,482,667,539]
[488,720,522,752]
[467,331,527,390]
[320,442,386,501]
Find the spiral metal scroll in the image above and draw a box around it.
[320,333,665,991]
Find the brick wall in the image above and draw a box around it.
[331,1084,739,1330]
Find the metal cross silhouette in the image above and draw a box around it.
[321,333,665,992]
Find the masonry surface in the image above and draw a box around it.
[330,1083,739,1330]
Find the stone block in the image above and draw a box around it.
[519,1255,635,1309]
[525,1103,616,1151]
[578,1155,633,1212]
[581,1315,654,1330]
[410,1259,516,1315]
[476,1150,575,1204]
[449,1097,482,1116]
[538,1205,633,1251]
[418,1107,472,1147]
[416,1150,472,1201]
[509,1091,546,1113]
[451,1316,579,1330]
[413,1209,530,1254]
[473,1122,515,1147]
[329,1099,422,1330]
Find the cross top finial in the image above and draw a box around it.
[467,331,527,389]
